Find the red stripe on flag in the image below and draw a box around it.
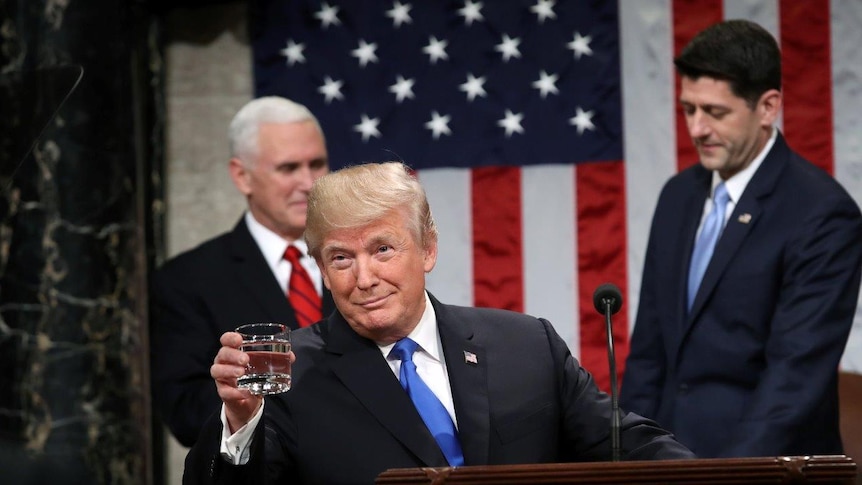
[673,0,723,172]
[576,161,628,393]
[780,0,834,175]
[471,167,523,312]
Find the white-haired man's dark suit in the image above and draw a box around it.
[151,219,335,446]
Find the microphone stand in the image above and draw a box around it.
[603,298,621,462]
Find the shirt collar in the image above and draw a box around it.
[381,292,441,362]
[244,211,309,265]
[712,126,777,202]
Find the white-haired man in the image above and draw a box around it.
[151,97,335,447]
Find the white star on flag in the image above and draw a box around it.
[495,34,522,62]
[530,0,557,24]
[532,70,559,98]
[351,39,379,68]
[317,76,344,104]
[497,110,524,137]
[386,1,413,28]
[459,73,488,102]
[389,75,416,103]
[279,39,305,66]
[423,36,449,64]
[315,2,341,29]
[354,114,381,142]
[567,32,593,60]
[457,0,484,26]
[425,111,452,139]
[569,107,596,135]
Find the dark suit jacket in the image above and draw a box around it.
[183,293,694,484]
[150,218,335,446]
[620,133,862,458]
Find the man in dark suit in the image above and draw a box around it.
[620,20,862,458]
[183,162,694,484]
[150,97,336,447]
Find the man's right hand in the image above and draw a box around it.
[211,331,265,434]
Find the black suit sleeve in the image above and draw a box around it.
[544,319,694,460]
[182,412,265,485]
[150,263,224,447]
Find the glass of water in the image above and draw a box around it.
[235,323,291,395]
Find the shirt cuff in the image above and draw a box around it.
[219,399,265,465]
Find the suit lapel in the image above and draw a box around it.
[321,287,337,318]
[231,217,336,327]
[678,171,712,335]
[687,200,762,320]
[227,218,299,328]
[325,313,450,467]
[432,295,490,466]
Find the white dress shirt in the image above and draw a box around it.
[695,127,777,235]
[380,292,458,426]
[244,211,322,295]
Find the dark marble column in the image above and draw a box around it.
[0,1,164,484]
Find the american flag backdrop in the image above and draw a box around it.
[252,0,862,391]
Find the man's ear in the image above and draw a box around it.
[229,157,252,195]
[758,89,782,127]
[423,238,438,273]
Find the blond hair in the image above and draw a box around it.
[305,162,438,258]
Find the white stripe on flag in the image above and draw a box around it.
[724,0,779,42]
[522,164,579,354]
[421,168,473,308]
[620,0,676,329]
[831,0,862,371]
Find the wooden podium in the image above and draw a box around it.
[376,455,857,484]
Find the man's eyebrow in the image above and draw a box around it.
[680,99,729,110]
[321,242,348,254]
[321,232,402,254]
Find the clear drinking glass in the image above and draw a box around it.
[235,323,291,395]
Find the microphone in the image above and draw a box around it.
[593,283,623,462]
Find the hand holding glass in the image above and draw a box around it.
[235,323,291,395]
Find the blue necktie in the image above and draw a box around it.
[687,182,730,310]
[391,338,464,466]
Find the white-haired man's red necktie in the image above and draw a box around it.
[284,245,322,327]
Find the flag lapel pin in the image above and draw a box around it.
[464,351,478,365]
[738,213,752,224]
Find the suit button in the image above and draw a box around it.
[678,383,689,394]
